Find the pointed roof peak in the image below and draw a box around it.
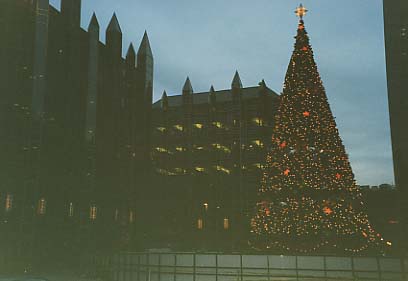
[232,71,242,89]
[137,30,153,57]
[259,79,267,88]
[126,43,136,57]
[107,13,122,33]
[88,12,99,30]
[208,85,216,104]
[183,77,193,94]
[162,90,168,98]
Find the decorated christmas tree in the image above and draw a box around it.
[249,5,382,254]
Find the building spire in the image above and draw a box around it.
[126,43,136,66]
[137,31,153,58]
[231,71,242,89]
[161,90,169,109]
[107,13,122,33]
[126,43,136,58]
[88,12,99,31]
[182,77,193,94]
[209,85,216,104]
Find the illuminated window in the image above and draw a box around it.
[175,146,186,152]
[214,165,231,174]
[90,205,97,220]
[129,210,134,224]
[174,168,187,175]
[195,167,205,172]
[174,124,183,131]
[212,143,231,153]
[155,147,168,153]
[68,202,74,217]
[252,117,263,126]
[194,123,203,129]
[194,145,204,151]
[212,121,223,129]
[5,194,13,212]
[37,198,46,215]
[156,127,166,132]
[197,218,203,230]
[252,140,264,147]
[223,218,229,230]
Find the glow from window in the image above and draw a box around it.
[195,167,205,172]
[174,168,187,175]
[212,143,231,153]
[194,123,203,129]
[214,165,231,174]
[252,117,263,126]
[203,203,209,211]
[156,127,166,132]
[212,121,223,128]
[90,205,97,220]
[156,168,177,176]
[175,147,186,152]
[68,202,74,217]
[174,124,183,131]
[129,210,134,224]
[155,147,168,153]
[197,218,203,230]
[5,194,13,212]
[194,145,204,151]
[252,140,264,147]
[253,163,264,169]
[37,198,46,215]
[224,218,229,230]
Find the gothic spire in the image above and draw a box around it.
[126,43,136,58]
[209,85,216,104]
[182,77,193,95]
[137,31,153,58]
[161,90,169,109]
[88,12,99,32]
[107,13,122,34]
[231,71,242,89]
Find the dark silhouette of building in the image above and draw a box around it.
[0,0,152,267]
[150,75,279,249]
[383,0,408,252]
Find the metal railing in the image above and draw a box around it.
[93,252,408,281]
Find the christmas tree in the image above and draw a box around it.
[249,5,382,254]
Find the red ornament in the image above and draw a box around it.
[280,141,287,148]
[323,206,333,215]
[301,46,308,51]
[336,173,342,179]
[284,169,290,176]
[303,111,310,117]
[299,25,305,30]
[265,208,271,216]
[362,231,368,238]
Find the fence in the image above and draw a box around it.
[94,252,408,281]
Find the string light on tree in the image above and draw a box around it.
[249,4,384,254]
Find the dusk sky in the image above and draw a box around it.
[49,0,393,186]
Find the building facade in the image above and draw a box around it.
[0,0,153,266]
[383,0,408,251]
[150,75,279,249]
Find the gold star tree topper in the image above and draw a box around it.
[295,4,308,19]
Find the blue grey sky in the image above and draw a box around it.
[49,0,393,186]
